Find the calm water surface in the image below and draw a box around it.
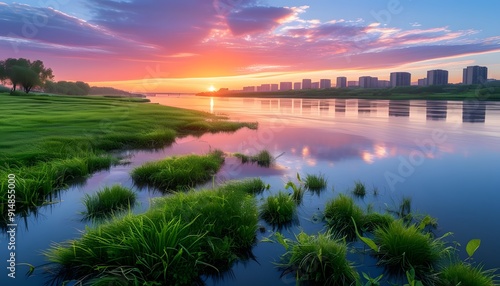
[2,95,500,285]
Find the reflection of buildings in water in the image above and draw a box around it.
[463,101,486,123]
[301,100,314,114]
[426,100,448,121]
[335,99,346,113]
[280,99,293,114]
[260,100,270,111]
[293,99,301,114]
[319,100,329,115]
[271,100,279,111]
[389,100,410,117]
[358,99,373,114]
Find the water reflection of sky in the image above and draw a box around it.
[2,96,500,286]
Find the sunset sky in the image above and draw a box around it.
[1,0,499,92]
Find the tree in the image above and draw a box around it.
[0,58,54,93]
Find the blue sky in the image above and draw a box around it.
[1,0,499,91]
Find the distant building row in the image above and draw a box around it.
[241,65,488,92]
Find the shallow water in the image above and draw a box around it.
[2,95,500,285]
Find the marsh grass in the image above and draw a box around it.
[373,220,451,282]
[353,180,367,197]
[324,194,365,241]
[0,94,255,217]
[438,262,498,286]
[82,185,136,220]
[260,191,297,225]
[234,150,273,167]
[274,231,359,285]
[131,150,225,192]
[304,173,327,193]
[364,212,395,232]
[45,185,258,285]
[219,178,268,195]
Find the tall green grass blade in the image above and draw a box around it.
[352,217,378,252]
[466,239,481,258]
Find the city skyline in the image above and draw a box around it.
[1,1,499,92]
[232,65,490,92]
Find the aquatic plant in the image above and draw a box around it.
[363,212,395,232]
[353,180,367,197]
[234,150,273,167]
[437,262,497,286]
[274,231,359,285]
[131,150,224,192]
[304,173,327,193]
[260,191,297,225]
[285,174,306,204]
[218,178,268,195]
[373,220,451,281]
[82,185,136,220]
[324,194,365,241]
[45,186,258,285]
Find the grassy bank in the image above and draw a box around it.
[0,93,257,220]
[45,181,258,285]
[197,82,500,101]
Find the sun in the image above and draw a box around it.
[208,85,216,92]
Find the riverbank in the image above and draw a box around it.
[197,82,500,101]
[0,93,257,221]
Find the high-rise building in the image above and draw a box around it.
[270,84,279,91]
[463,66,488,85]
[311,82,320,89]
[260,84,271,92]
[319,79,331,89]
[242,86,255,92]
[336,77,347,88]
[390,72,411,87]
[418,78,428,86]
[348,81,359,87]
[378,80,390,88]
[427,69,448,85]
[302,79,312,89]
[280,82,293,91]
[359,76,378,88]
[293,82,301,90]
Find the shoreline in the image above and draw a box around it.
[196,83,500,101]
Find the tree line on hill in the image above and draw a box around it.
[1,58,141,96]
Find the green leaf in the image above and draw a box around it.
[466,239,481,257]
[296,173,301,182]
[352,217,378,252]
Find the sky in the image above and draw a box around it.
[1,0,499,92]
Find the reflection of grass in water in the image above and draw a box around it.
[373,220,450,283]
[352,181,366,198]
[131,150,224,192]
[45,183,258,285]
[82,185,136,220]
[438,262,498,286]
[274,231,359,285]
[260,191,296,225]
[304,173,327,193]
[234,150,273,167]
[324,194,365,241]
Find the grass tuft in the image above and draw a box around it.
[234,150,273,167]
[275,231,359,285]
[260,192,297,225]
[353,180,367,197]
[131,150,225,192]
[324,194,365,241]
[304,173,327,193]
[82,185,136,220]
[45,185,258,285]
[438,262,498,286]
[219,178,268,195]
[373,220,450,281]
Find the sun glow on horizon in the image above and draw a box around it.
[208,85,216,92]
